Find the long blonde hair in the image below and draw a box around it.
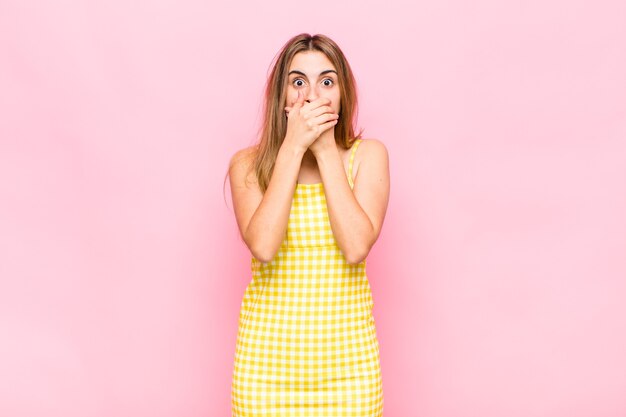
[251,33,362,193]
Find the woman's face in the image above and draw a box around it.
[285,51,341,115]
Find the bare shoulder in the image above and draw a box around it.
[229,145,259,187]
[355,138,389,171]
[358,138,388,157]
[229,145,256,170]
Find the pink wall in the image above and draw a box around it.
[1,0,625,416]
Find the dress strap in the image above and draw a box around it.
[348,139,362,189]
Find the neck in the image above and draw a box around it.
[302,149,317,166]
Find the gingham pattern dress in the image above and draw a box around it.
[231,139,383,417]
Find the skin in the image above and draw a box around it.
[229,50,390,264]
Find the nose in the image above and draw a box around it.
[305,85,319,102]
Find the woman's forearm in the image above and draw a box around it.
[315,147,376,264]
[244,140,305,263]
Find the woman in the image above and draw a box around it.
[228,33,390,417]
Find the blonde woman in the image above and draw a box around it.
[228,33,390,417]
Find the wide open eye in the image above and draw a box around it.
[322,78,334,87]
[292,78,305,87]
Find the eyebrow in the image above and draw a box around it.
[288,69,338,77]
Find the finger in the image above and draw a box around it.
[292,89,306,110]
[309,97,332,108]
[305,105,335,119]
[319,118,339,132]
[302,98,332,115]
[312,112,340,125]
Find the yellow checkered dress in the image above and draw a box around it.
[231,139,383,416]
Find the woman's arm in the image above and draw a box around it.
[229,142,306,263]
[314,138,390,264]
[230,92,338,263]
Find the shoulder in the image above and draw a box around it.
[351,138,389,186]
[228,145,258,186]
[355,138,389,167]
[358,138,387,154]
[229,145,256,169]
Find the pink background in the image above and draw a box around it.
[1,0,625,416]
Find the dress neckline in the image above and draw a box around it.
[296,182,355,191]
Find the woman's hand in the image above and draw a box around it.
[308,122,337,158]
[284,90,338,152]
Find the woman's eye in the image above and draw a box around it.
[293,79,305,87]
[323,79,334,86]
